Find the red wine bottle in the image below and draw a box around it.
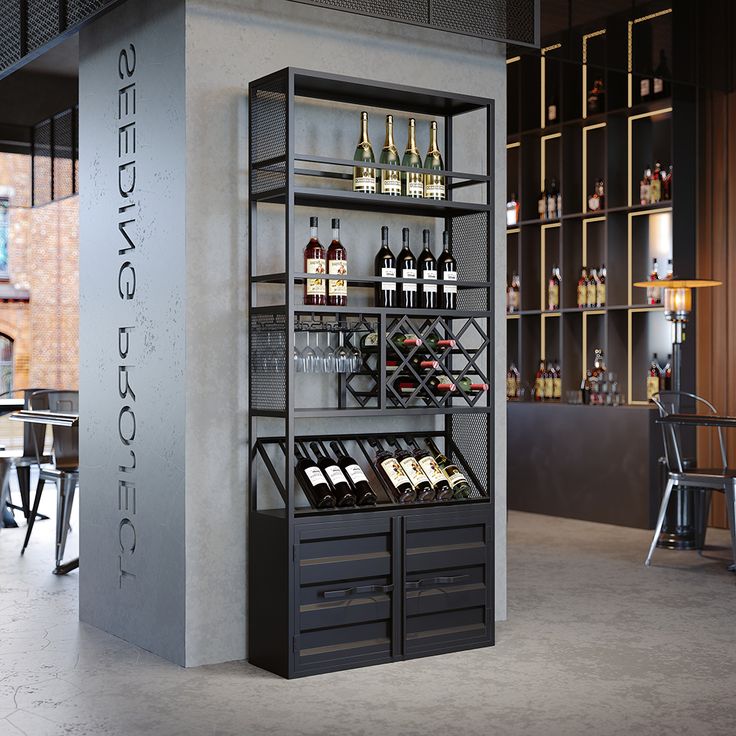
[374,226,396,308]
[418,229,438,309]
[309,442,356,507]
[437,231,457,310]
[330,441,377,506]
[294,444,335,508]
[386,437,435,501]
[326,218,347,307]
[397,227,417,309]
[404,436,453,500]
[303,217,326,306]
[368,438,416,504]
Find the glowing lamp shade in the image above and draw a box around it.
[663,287,692,321]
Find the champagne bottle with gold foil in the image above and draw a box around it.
[402,117,423,198]
[353,111,376,194]
[380,115,401,196]
[423,120,445,200]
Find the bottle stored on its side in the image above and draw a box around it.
[418,229,438,309]
[404,437,453,501]
[329,441,377,506]
[424,437,472,498]
[368,439,417,504]
[423,120,445,200]
[397,227,417,309]
[453,375,490,394]
[380,114,401,196]
[353,111,376,194]
[397,374,456,396]
[309,442,356,507]
[294,444,336,508]
[387,437,435,502]
[424,331,455,351]
[326,218,347,307]
[374,226,396,308]
[304,217,326,306]
[437,231,457,310]
[402,117,423,198]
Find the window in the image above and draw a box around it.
[0,198,8,277]
[0,334,12,395]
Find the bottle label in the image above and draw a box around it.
[399,456,428,488]
[380,457,410,488]
[577,284,587,308]
[362,332,379,350]
[508,291,519,310]
[506,377,517,398]
[344,463,369,485]
[305,258,326,296]
[641,78,651,97]
[544,377,554,398]
[588,195,600,211]
[304,466,326,487]
[444,270,458,294]
[381,172,401,196]
[535,377,545,396]
[586,284,596,307]
[548,284,559,309]
[425,178,445,200]
[328,259,347,296]
[422,268,437,293]
[354,170,376,193]
[418,456,446,486]
[548,104,557,121]
[324,464,348,487]
[402,268,417,292]
[647,376,660,401]
[406,174,423,198]
[538,199,546,216]
[553,377,561,399]
[653,77,663,95]
[443,463,468,489]
[381,266,396,291]
[597,283,605,306]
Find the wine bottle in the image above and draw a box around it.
[353,111,376,194]
[597,264,606,307]
[577,267,588,309]
[397,374,456,395]
[453,375,490,393]
[424,331,456,351]
[360,331,422,353]
[423,120,445,200]
[329,441,377,506]
[648,257,661,304]
[507,272,520,313]
[303,217,326,306]
[404,437,453,500]
[587,267,598,310]
[647,354,661,401]
[437,231,457,310]
[663,354,672,390]
[374,225,396,308]
[544,362,554,400]
[553,359,562,400]
[380,114,401,196]
[547,265,560,311]
[402,117,423,198]
[368,439,416,504]
[386,437,435,502]
[397,227,417,309]
[309,442,355,507]
[534,358,545,401]
[294,444,336,508]
[418,229,438,309]
[424,437,471,499]
[326,218,347,307]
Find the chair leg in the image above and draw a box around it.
[55,476,77,569]
[694,489,712,550]
[646,478,676,566]
[15,465,31,520]
[725,481,736,573]
[21,477,45,554]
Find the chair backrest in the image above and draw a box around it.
[651,390,727,473]
[33,390,79,471]
[0,387,52,458]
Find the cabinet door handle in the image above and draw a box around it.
[322,584,394,599]
[405,574,469,590]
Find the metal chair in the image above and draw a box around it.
[646,390,736,568]
[21,390,79,570]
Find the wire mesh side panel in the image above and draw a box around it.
[250,313,287,414]
[249,76,288,198]
[454,211,490,313]
[32,119,52,207]
[53,109,74,200]
[0,0,21,71]
[68,0,110,25]
[450,413,490,499]
[27,0,60,52]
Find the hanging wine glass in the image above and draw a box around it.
[349,332,362,373]
[323,329,336,374]
[294,330,303,373]
[312,327,325,374]
[302,329,318,373]
[335,331,351,374]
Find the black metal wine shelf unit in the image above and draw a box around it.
[247,67,495,678]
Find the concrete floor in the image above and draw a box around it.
[1,485,736,736]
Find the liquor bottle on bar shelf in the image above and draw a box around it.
[587,78,605,114]
[397,227,417,309]
[647,354,662,402]
[418,229,438,309]
[507,362,520,400]
[547,178,561,220]
[329,441,377,506]
[368,438,417,504]
[639,164,672,204]
[650,162,662,203]
[577,267,588,309]
[534,359,545,401]
[640,63,652,101]
[663,165,673,200]
[663,354,672,390]
[404,437,453,501]
[587,267,598,310]
[588,179,604,212]
[553,359,562,400]
[437,231,458,310]
[353,111,376,194]
[547,95,558,124]
[538,187,547,221]
[294,444,336,509]
[326,218,347,307]
[547,265,561,311]
[380,114,401,196]
[640,169,651,205]
[507,193,520,226]
[665,258,673,280]
[387,438,435,502]
[648,258,661,304]
[544,362,554,401]
[425,437,472,498]
[597,264,606,307]
[507,272,520,313]
[303,217,326,306]
[309,442,356,507]
[653,49,671,99]
[375,225,396,308]
[402,117,423,198]
[423,120,445,200]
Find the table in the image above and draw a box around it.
[0,399,33,521]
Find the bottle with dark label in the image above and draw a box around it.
[303,217,326,306]
[294,444,335,509]
[402,117,423,198]
[309,442,355,507]
[404,436,452,500]
[453,375,490,394]
[418,229,438,309]
[424,437,472,498]
[374,226,396,308]
[329,441,377,506]
[437,231,458,310]
[397,227,417,309]
[424,331,456,351]
[380,114,401,196]
[353,111,376,194]
[326,218,347,307]
[663,354,672,390]
[368,438,416,504]
[423,120,445,200]
[387,437,435,502]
